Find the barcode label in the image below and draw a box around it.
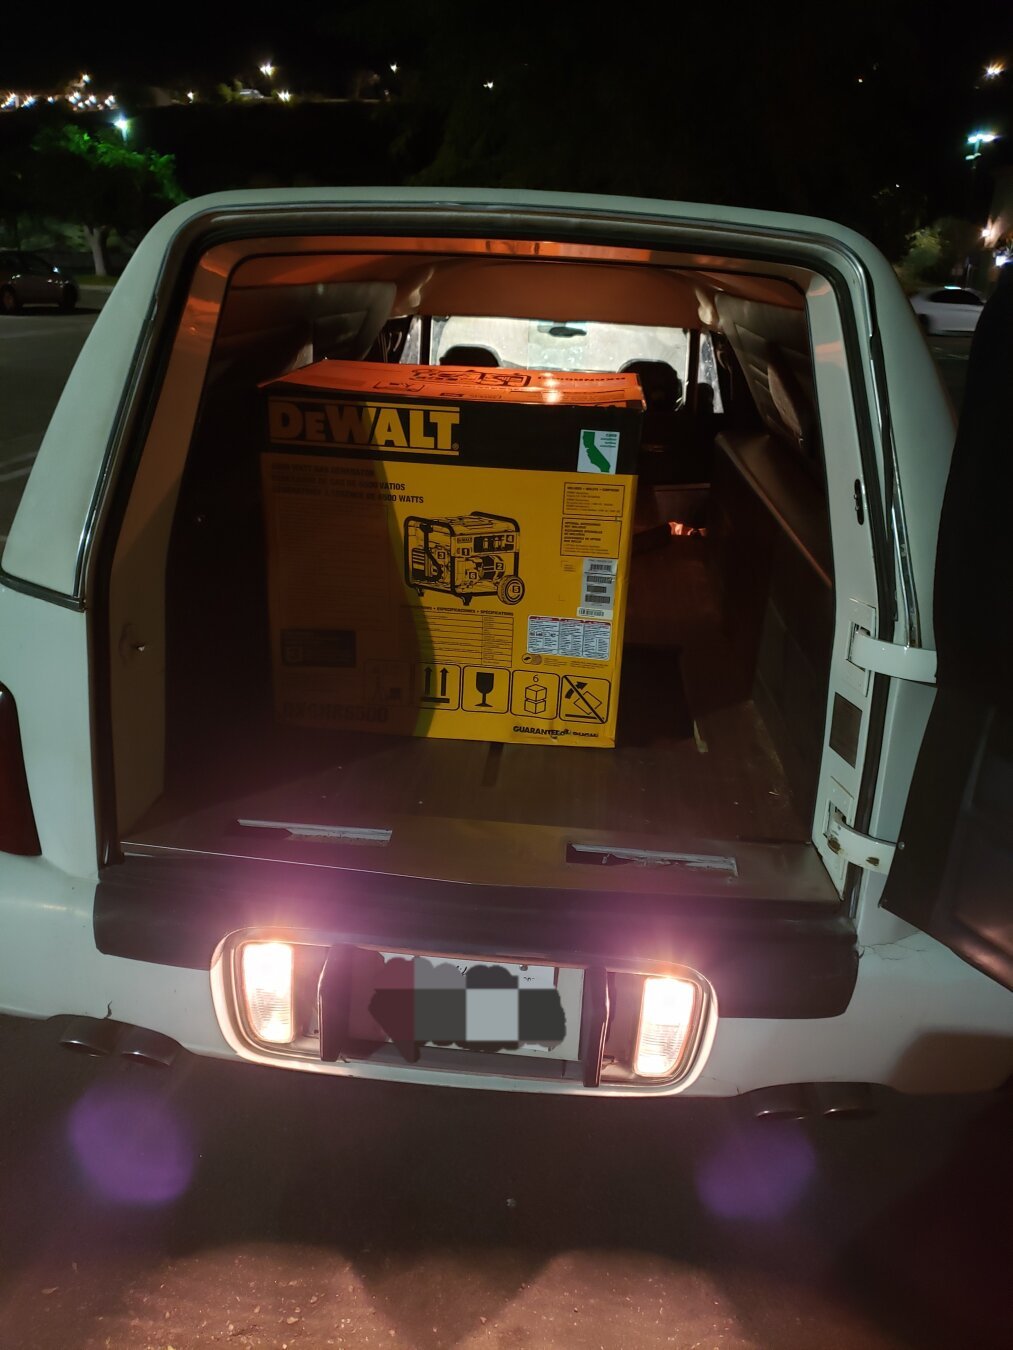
[580,557,618,618]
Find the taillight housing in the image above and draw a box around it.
[634,976,699,1078]
[239,941,295,1044]
[0,683,40,856]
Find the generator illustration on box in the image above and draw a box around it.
[403,512,526,606]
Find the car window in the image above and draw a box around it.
[928,290,961,304]
[956,291,984,305]
[18,254,52,276]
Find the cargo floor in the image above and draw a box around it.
[128,540,834,902]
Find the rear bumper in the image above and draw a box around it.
[94,853,858,1021]
[2,853,1011,1096]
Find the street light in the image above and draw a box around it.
[114,115,129,139]
[277,90,292,103]
[259,62,275,78]
[966,130,1000,162]
[985,63,1004,79]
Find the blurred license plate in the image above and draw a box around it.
[345,952,584,1060]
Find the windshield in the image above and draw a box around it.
[431,316,690,376]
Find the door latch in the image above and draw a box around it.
[825,806,897,875]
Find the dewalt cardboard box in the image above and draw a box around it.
[260,360,643,748]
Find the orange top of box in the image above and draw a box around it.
[268,359,644,408]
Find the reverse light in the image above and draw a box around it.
[240,942,294,1044]
[635,976,697,1078]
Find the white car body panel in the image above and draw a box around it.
[910,288,985,337]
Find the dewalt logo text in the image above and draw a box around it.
[269,397,460,456]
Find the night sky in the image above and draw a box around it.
[1,5,372,89]
[1,2,1010,94]
[3,1,1013,234]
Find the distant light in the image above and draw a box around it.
[81,73,91,84]
[985,63,1004,78]
[187,90,195,102]
[87,94,97,104]
[982,227,992,240]
[857,76,864,84]
[47,96,55,104]
[24,95,36,107]
[483,80,494,89]
[944,285,961,290]
[277,89,292,103]
[259,62,275,78]
[968,130,1000,146]
[69,92,79,103]
[107,94,116,106]
[996,253,1011,267]
[390,63,398,73]
[114,115,129,138]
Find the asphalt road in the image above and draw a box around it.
[1,305,1001,1350]
[1,1013,1010,1350]
[0,295,104,545]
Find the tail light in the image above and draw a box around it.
[0,683,40,856]
[240,941,295,1044]
[635,976,698,1078]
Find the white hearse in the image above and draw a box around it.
[1,189,1009,1107]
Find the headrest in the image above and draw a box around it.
[439,344,501,367]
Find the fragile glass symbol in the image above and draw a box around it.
[475,671,495,707]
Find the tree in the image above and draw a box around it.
[896,217,987,290]
[25,125,186,275]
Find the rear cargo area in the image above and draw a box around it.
[127,506,833,902]
[116,244,840,906]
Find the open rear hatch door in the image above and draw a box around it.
[881,272,1013,991]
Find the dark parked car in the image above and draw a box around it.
[0,251,78,313]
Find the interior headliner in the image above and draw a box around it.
[230,242,808,331]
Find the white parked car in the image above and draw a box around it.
[910,285,986,334]
[0,188,1009,1111]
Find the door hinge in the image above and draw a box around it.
[849,630,937,684]
[825,807,897,875]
